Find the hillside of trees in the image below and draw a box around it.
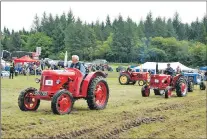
[1,10,206,67]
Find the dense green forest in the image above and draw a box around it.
[1,10,206,67]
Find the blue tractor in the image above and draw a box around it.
[183,72,206,90]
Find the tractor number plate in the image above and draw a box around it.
[34,91,48,96]
[45,80,53,86]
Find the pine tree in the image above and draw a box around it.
[144,12,154,39]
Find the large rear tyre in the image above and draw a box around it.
[87,76,109,110]
[119,74,130,85]
[18,87,40,111]
[200,82,206,90]
[141,85,150,97]
[51,90,74,115]
[176,76,188,97]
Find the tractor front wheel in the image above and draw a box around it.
[164,86,172,99]
[176,77,188,97]
[141,85,150,97]
[200,82,206,90]
[138,80,145,86]
[18,87,40,111]
[51,90,74,115]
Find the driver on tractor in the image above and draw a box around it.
[70,55,86,77]
[164,63,174,76]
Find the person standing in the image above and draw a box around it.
[9,65,14,79]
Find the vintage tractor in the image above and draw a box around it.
[141,74,189,98]
[183,72,206,90]
[119,70,150,86]
[18,68,109,115]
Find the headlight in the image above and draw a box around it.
[155,79,159,83]
[56,79,61,84]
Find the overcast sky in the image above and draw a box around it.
[1,1,206,31]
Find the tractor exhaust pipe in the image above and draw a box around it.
[156,62,158,74]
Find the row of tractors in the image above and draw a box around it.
[18,66,206,115]
[118,70,206,99]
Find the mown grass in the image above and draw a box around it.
[1,72,206,139]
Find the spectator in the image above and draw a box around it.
[176,65,181,74]
[9,65,14,79]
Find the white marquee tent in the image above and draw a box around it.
[134,62,195,72]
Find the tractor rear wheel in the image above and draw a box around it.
[176,76,188,97]
[119,74,130,85]
[141,85,150,97]
[138,80,145,86]
[154,89,160,95]
[87,76,109,110]
[18,87,40,111]
[164,86,172,99]
[200,82,206,90]
[51,90,74,115]
[188,81,194,92]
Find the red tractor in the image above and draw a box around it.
[119,71,150,86]
[141,74,189,98]
[18,68,109,115]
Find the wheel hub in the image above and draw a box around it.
[58,96,71,112]
[95,83,107,106]
[120,76,127,83]
[24,92,38,109]
[181,83,187,94]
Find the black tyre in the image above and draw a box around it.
[119,74,130,85]
[164,86,172,99]
[141,85,150,97]
[154,89,160,95]
[51,90,74,115]
[188,81,194,92]
[18,87,40,111]
[176,76,188,97]
[87,76,109,110]
[138,80,145,86]
[200,82,206,90]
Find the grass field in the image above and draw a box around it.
[1,71,206,139]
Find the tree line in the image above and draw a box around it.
[1,10,206,67]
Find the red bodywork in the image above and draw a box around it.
[34,68,107,100]
[121,71,150,82]
[149,74,182,90]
